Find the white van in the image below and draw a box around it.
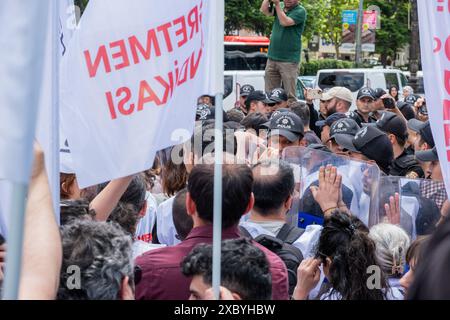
[224,70,265,111]
[315,68,409,106]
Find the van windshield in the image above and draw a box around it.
[225,45,268,71]
[317,72,365,92]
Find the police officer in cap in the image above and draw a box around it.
[236,84,255,115]
[366,111,424,178]
[268,88,289,111]
[369,88,387,120]
[348,87,378,126]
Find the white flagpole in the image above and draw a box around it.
[1,0,51,299]
[212,0,225,300]
[51,0,61,222]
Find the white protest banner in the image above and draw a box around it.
[61,0,213,188]
[0,0,49,184]
[417,0,450,196]
[36,0,76,215]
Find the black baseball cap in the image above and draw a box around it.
[268,111,305,142]
[366,111,408,141]
[415,147,439,162]
[196,104,228,122]
[419,121,435,148]
[262,108,290,128]
[269,88,288,103]
[407,118,426,133]
[405,94,419,105]
[330,118,361,150]
[245,90,274,108]
[196,104,214,121]
[315,112,347,128]
[352,126,394,172]
[240,84,255,97]
[357,87,375,101]
[373,88,386,100]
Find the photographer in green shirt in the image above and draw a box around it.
[260,0,307,105]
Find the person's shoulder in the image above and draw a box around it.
[395,153,420,169]
[135,241,188,269]
[291,5,306,17]
[297,5,307,12]
[253,241,287,271]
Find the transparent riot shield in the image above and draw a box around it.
[399,178,447,240]
[282,146,381,229]
[377,177,447,240]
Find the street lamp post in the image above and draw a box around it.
[355,0,364,67]
[409,0,420,92]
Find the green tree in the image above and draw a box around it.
[74,0,89,13]
[225,0,274,35]
[224,0,328,40]
[317,0,359,57]
[368,0,411,67]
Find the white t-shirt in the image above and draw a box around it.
[155,196,180,246]
[320,286,404,300]
[135,192,158,243]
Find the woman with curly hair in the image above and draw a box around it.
[293,211,401,300]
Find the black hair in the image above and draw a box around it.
[160,152,188,197]
[107,202,141,236]
[172,189,193,241]
[290,102,310,127]
[405,236,428,265]
[407,220,450,299]
[389,86,399,101]
[316,211,389,300]
[187,164,253,229]
[58,220,133,300]
[251,160,294,216]
[415,198,440,236]
[190,123,238,160]
[97,174,147,214]
[399,104,416,120]
[181,238,272,300]
[60,199,96,226]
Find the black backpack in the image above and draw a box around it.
[239,224,305,295]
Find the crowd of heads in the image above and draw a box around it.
[4,79,449,302]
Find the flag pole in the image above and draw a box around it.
[1,0,50,299]
[51,0,61,223]
[212,0,225,300]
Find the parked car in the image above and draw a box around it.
[315,68,409,107]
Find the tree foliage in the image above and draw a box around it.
[369,0,411,66]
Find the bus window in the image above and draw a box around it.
[384,73,400,89]
[224,45,268,71]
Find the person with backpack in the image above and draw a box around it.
[239,160,305,295]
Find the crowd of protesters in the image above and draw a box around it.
[1,0,450,302]
[1,79,449,300]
